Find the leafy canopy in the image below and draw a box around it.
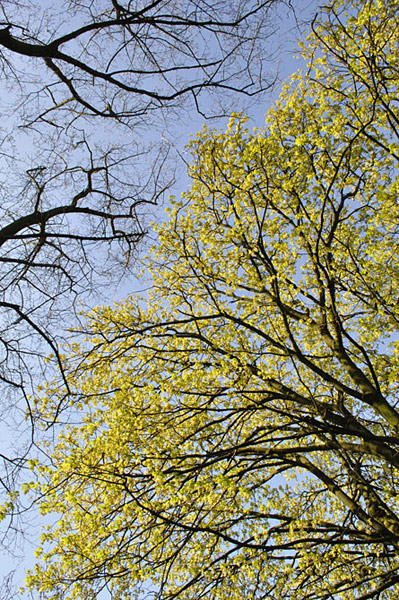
[26,0,399,598]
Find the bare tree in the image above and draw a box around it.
[0,0,283,495]
[0,0,277,128]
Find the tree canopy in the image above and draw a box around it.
[25,0,399,598]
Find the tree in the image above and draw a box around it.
[25,0,399,598]
[0,0,279,483]
[0,0,276,128]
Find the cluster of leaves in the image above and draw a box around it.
[25,0,399,598]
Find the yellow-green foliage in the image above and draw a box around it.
[25,1,399,598]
